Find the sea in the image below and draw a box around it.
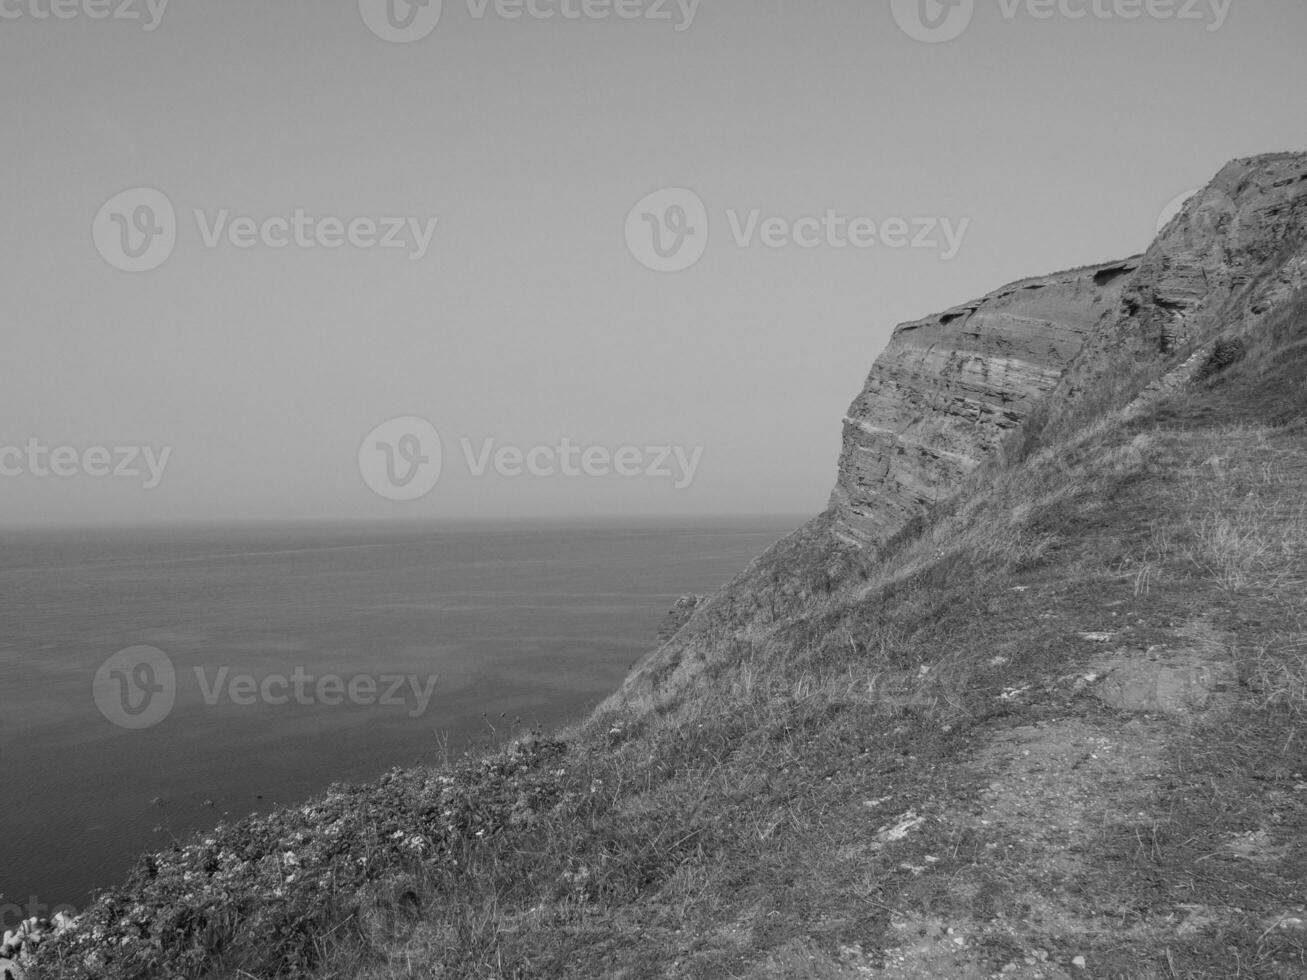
[0,517,797,917]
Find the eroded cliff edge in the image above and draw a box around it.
[829,258,1140,548]
[832,152,1307,550]
[615,151,1307,711]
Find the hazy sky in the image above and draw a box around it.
[2,0,1304,525]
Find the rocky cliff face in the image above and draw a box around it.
[829,259,1139,548]
[1065,152,1307,393]
[611,152,1307,711]
[831,151,1307,551]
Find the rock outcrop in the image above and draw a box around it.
[609,151,1307,713]
[829,259,1139,548]
[831,151,1307,551]
[1062,152,1307,395]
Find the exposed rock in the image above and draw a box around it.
[1061,153,1307,401]
[831,151,1307,550]
[1119,153,1307,357]
[830,259,1138,548]
[610,152,1307,712]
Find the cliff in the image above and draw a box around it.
[832,151,1307,551]
[829,259,1139,548]
[29,152,1307,980]
[610,151,1307,713]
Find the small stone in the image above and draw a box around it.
[1072,956,1087,969]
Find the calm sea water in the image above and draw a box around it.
[0,518,796,914]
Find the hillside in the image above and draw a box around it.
[19,152,1307,980]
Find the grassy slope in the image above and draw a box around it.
[35,295,1307,979]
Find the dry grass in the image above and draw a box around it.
[33,290,1307,979]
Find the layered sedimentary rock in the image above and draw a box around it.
[829,259,1139,548]
[1067,152,1307,387]
[832,151,1307,551]
[614,152,1307,710]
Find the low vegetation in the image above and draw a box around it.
[32,292,1307,979]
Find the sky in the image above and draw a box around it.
[1,0,1304,525]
